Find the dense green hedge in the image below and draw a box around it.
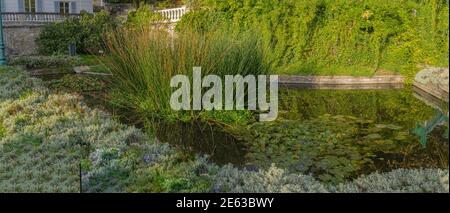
[36,11,116,55]
[178,0,449,77]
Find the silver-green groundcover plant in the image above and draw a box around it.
[170,67,279,121]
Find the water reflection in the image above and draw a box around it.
[412,88,449,147]
[277,88,449,172]
[278,88,437,127]
[153,121,248,166]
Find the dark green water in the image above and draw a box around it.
[278,88,448,127]
[156,88,448,182]
[154,89,448,175]
[271,88,448,181]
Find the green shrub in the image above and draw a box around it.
[125,5,165,28]
[36,11,116,55]
[178,0,449,79]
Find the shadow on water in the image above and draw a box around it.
[153,121,248,166]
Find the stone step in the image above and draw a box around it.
[279,75,404,85]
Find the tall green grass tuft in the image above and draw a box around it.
[102,27,270,125]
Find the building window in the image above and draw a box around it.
[24,0,36,13]
[1,0,5,12]
[60,2,70,14]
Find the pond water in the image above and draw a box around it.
[154,87,449,182]
[38,73,449,182]
[154,121,248,165]
[274,88,448,180]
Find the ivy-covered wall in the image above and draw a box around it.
[178,0,449,77]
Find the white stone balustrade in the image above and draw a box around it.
[1,6,188,26]
[156,6,187,23]
[1,13,80,26]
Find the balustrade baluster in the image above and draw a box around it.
[156,7,187,23]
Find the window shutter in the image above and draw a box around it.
[54,1,60,13]
[36,0,43,12]
[70,1,76,14]
[18,0,25,12]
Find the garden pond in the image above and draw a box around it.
[154,88,448,182]
[41,73,449,183]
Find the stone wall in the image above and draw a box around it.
[1,21,175,58]
[413,67,449,103]
[3,24,43,57]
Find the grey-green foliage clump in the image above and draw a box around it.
[213,165,449,193]
[0,68,152,192]
[332,168,449,193]
[0,92,161,192]
[0,67,46,101]
[81,141,176,192]
[212,164,328,193]
[0,70,78,192]
[0,93,87,192]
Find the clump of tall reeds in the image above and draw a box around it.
[102,26,270,125]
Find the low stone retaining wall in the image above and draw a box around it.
[279,75,405,89]
[413,67,449,103]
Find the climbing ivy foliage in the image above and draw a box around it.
[178,0,449,78]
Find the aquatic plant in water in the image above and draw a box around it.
[244,114,448,183]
